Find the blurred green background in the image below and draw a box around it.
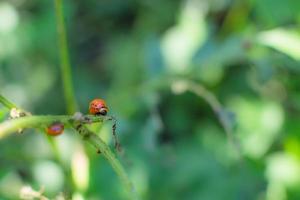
[1,0,300,199]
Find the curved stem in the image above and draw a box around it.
[54,0,77,114]
[0,94,18,109]
[173,79,242,158]
[142,77,242,158]
[73,124,138,200]
[185,81,233,138]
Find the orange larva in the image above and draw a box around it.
[89,99,108,115]
[46,122,64,136]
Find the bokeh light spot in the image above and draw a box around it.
[0,2,19,33]
[33,160,64,194]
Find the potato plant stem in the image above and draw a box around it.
[74,124,138,200]
[0,115,103,139]
[0,114,138,200]
[0,94,18,109]
[54,0,77,114]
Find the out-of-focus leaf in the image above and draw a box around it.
[161,0,208,73]
[257,28,300,61]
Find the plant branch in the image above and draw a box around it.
[0,94,75,191]
[54,0,77,114]
[0,94,19,109]
[0,113,138,200]
[0,114,105,139]
[73,124,138,200]
[185,81,233,137]
[172,79,242,158]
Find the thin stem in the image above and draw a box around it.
[44,133,76,193]
[73,124,138,200]
[182,80,242,158]
[45,134,64,164]
[0,94,18,109]
[0,115,105,139]
[185,81,232,136]
[54,0,77,114]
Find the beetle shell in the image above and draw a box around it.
[89,99,108,115]
[46,123,64,136]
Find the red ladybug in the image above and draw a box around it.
[89,99,108,115]
[46,122,64,136]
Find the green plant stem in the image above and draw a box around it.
[175,79,242,158]
[0,93,135,196]
[54,0,77,114]
[53,0,79,191]
[44,133,76,193]
[90,134,137,200]
[0,94,18,109]
[184,81,233,139]
[0,115,105,139]
[0,94,77,192]
[142,77,242,158]
[0,114,138,200]
[45,134,64,164]
[73,124,138,200]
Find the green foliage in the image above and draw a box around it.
[1,0,300,199]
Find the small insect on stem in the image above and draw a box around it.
[46,122,64,136]
[108,116,122,154]
[88,99,122,153]
[89,99,108,116]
